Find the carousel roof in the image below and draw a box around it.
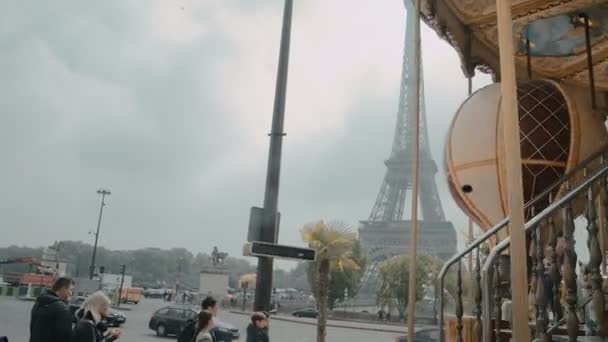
[420,0,608,90]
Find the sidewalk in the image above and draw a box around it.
[229,310,432,334]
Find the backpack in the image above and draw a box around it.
[177,319,197,342]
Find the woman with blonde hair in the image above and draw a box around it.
[72,291,122,342]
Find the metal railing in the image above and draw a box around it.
[481,163,608,341]
[436,144,608,341]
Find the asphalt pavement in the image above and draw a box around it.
[0,297,401,342]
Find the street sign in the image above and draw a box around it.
[247,207,281,242]
[243,241,315,261]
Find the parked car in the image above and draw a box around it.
[69,296,126,327]
[395,328,439,342]
[149,305,239,341]
[291,307,318,318]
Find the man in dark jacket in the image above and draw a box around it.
[29,277,74,342]
[178,296,226,342]
[246,312,269,342]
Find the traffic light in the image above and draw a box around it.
[99,266,105,274]
[120,265,126,274]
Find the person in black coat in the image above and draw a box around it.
[72,291,122,342]
[29,277,74,342]
[246,312,269,342]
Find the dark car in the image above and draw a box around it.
[395,328,440,342]
[292,307,318,318]
[149,305,239,341]
[69,296,126,327]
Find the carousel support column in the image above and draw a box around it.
[495,0,530,341]
[473,247,483,340]
[562,195,579,341]
[529,213,538,321]
[406,0,422,340]
[493,263,503,341]
[548,210,563,323]
[536,224,549,342]
[600,161,608,275]
[456,262,464,342]
[599,191,606,275]
[467,66,474,290]
[586,187,604,336]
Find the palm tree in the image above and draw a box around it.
[301,220,360,342]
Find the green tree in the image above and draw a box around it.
[302,220,361,342]
[376,254,438,319]
[307,239,366,309]
[0,241,258,290]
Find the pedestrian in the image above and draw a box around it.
[202,296,221,342]
[202,296,219,316]
[246,312,269,342]
[178,296,222,342]
[72,291,122,342]
[29,277,74,342]
[194,311,214,342]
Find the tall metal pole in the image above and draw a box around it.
[253,0,293,312]
[467,82,474,276]
[406,0,422,339]
[89,189,111,279]
[496,1,530,341]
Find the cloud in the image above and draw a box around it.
[0,0,494,268]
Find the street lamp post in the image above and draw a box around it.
[253,0,294,313]
[89,189,111,279]
[176,258,182,303]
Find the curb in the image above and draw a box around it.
[229,310,407,334]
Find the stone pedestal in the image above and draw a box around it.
[199,267,229,299]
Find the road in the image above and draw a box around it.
[0,297,401,342]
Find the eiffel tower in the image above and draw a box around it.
[358,0,456,295]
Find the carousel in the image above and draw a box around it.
[404,0,608,341]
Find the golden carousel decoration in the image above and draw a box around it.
[446,79,607,244]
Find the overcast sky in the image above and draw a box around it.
[1,0,498,269]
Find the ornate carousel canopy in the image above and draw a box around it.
[421,0,608,92]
